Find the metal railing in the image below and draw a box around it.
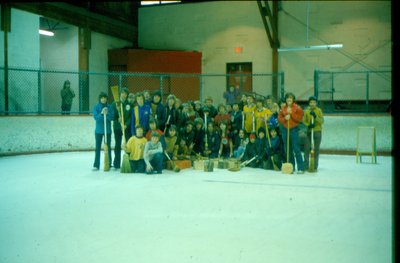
[314,69,392,113]
[0,67,285,115]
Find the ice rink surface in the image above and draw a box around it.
[0,152,393,263]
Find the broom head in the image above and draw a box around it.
[169,159,181,172]
[282,162,293,174]
[111,85,120,102]
[228,167,241,172]
[104,144,110,171]
[271,156,280,171]
[308,150,315,173]
[173,165,181,172]
[121,153,132,173]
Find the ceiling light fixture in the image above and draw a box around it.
[278,44,343,52]
[278,2,343,53]
[39,29,54,36]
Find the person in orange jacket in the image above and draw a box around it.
[278,92,305,174]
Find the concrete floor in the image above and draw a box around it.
[0,152,393,263]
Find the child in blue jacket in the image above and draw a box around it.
[93,92,114,170]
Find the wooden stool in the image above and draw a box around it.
[356,126,377,164]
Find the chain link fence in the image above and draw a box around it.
[0,67,285,115]
[315,70,392,113]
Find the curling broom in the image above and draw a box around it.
[103,110,110,172]
[228,155,258,172]
[164,152,181,172]
[120,103,131,173]
[111,85,120,104]
[282,118,293,174]
[308,115,315,173]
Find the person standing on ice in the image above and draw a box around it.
[278,92,305,174]
[130,92,151,137]
[111,87,131,170]
[302,96,324,171]
[92,92,114,170]
[243,93,256,135]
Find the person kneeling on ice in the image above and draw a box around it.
[242,132,258,168]
[144,131,164,174]
[125,125,147,173]
[265,127,284,170]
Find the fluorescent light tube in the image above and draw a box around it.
[39,29,54,36]
[278,44,343,52]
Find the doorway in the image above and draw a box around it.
[226,62,252,94]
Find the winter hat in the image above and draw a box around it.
[249,132,256,139]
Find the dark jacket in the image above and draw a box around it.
[112,99,131,132]
[205,130,220,158]
[193,128,205,154]
[151,101,166,131]
[243,141,257,162]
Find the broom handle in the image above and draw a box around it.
[164,151,172,161]
[242,155,257,166]
[204,113,208,150]
[164,151,176,168]
[241,112,244,130]
[164,115,171,134]
[120,103,126,145]
[252,112,255,132]
[103,108,107,144]
[311,115,314,149]
[265,118,271,147]
[286,118,290,162]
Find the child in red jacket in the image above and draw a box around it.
[278,92,305,174]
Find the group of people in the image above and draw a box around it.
[92,87,324,174]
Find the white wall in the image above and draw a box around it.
[138,1,392,103]
[0,115,392,156]
[89,32,132,111]
[0,9,132,114]
[278,1,392,100]
[139,1,272,106]
[0,8,40,112]
[40,28,132,113]
[40,25,79,112]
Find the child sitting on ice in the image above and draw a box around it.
[144,131,164,174]
[125,125,147,173]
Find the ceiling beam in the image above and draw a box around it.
[10,2,137,45]
[257,0,279,49]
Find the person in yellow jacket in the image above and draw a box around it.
[125,124,148,173]
[254,98,272,132]
[302,96,324,171]
[243,93,256,134]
